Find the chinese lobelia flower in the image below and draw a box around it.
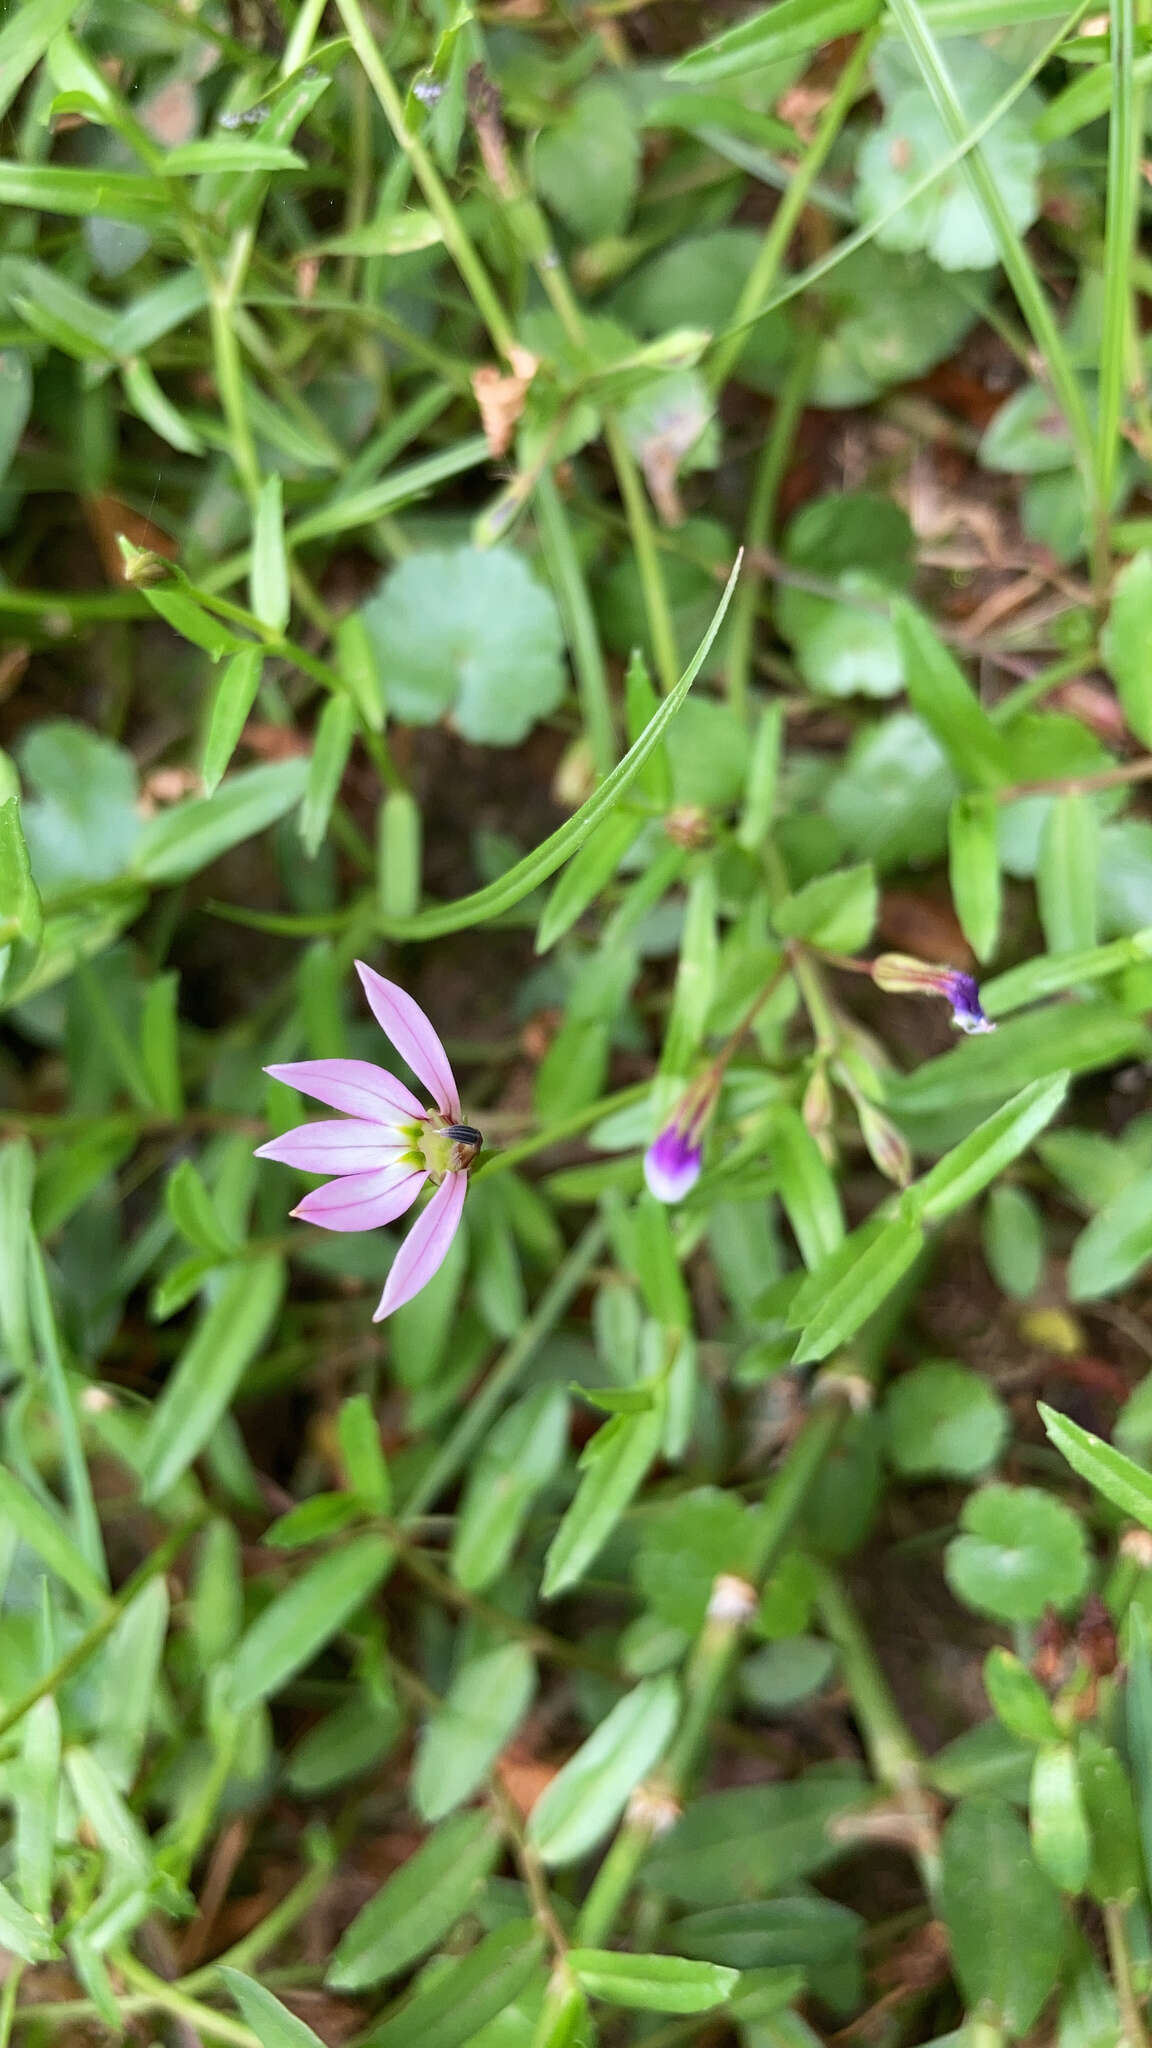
[256,962,481,1320]
[871,953,995,1035]
[644,1070,721,1204]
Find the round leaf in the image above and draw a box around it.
[945,1483,1090,1623]
[359,545,566,746]
[884,1360,1008,1479]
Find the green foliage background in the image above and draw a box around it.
[3,0,1152,2043]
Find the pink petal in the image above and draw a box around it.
[256,1120,409,1176]
[373,1172,467,1320]
[355,963,460,1120]
[265,1058,425,1124]
[291,1164,426,1233]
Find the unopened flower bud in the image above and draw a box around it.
[855,1097,912,1188]
[872,953,994,1035]
[802,1064,834,1140]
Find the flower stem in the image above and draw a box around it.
[400,1217,608,1519]
[575,1395,850,1947]
[335,0,518,360]
[1105,1900,1152,2048]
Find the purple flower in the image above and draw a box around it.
[871,953,995,1036]
[257,963,479,1321]
[643,1074,719,1204]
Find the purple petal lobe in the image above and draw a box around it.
[256,1120,409,1175]
[265,1058,424,1123]
[291,1163,426,1233]
[355,962,461,1119]
[644,1126,703,1205]
[374,1172,467,1319]
[945,971,995,1035]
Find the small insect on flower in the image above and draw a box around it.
[256,963,479,1321]
[871,953,995,1036]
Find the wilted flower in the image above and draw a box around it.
[257,963,480,1321]
[871,953,995,1035]
[643,1072,719,1204]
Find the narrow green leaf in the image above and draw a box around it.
[226,1532,393,1713]
[939,1797,1064,2033]
[1080,1737,1144,1903]
[14,1698,60,1921]
[983,931,1152,1016]
[1030,1744,1090,1893]
[1125,1607,1152,1895]
[673,0,879,79]
[1068,1168,1152,1300]
[894,599,1009,788]
[1102,549,1152,748]
[0,0,78,121]
[221,1970,327,2048]
[791,1213,923,1364]
[376,786,421,921]
[0,1137,35,1372]
[139,971,183,1117]
[0,797,44,964]
[143,585,244,660]
[300,695,355,859]
[329,1810,500,1989]
[451,1385,569,1593]
[543,1394,666,1597]
[770,1109,845,1270]
[337,1393,392,1511]
[1038,793,1098,955]
[567,1951,738,2014]
[139,1256,284,1500]
[1039,1402,1152,1529]
[537,809,642,953]
[375,555,741,939]
[413,1643,536,1823]
[202,646,264,796]
[0,1876,58,1964]
[165,1158,240,1258]
[364,1920,545,2048]
[949,792,1001,961]
[983,1649,1060,1744]
[527,1675,679,1866]
[121,357,203,456]
[134,759,309,883]
[0,1465,110,1612]
[912,1075,1069,1225]
[251,474,291,632]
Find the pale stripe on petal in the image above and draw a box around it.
[355,962,461,1120]
[256,1120,408,1176]
[265,1057,425,1123]
[291,1163,426,1233]
[373,1172,467,1319]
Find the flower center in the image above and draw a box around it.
[418,1116,483,1178]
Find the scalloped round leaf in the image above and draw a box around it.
[855,52,1040,274]
[534,83,640,243]
[809,247,978,408]
[359,545,567,746]
[945,1483,1090,1623]
[884,1360,1008,1479]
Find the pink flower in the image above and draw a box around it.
[257,962,480,1321]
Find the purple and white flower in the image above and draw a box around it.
[871,953,995,1035]
[643,1073,720,1204]
[257,962,480,1321]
